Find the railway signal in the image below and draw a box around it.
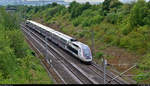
[91,29,95,57]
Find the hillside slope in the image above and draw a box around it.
[17,0,150,83]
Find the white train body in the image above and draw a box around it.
[25,20,92,62]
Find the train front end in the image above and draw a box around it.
[80,44,92,62]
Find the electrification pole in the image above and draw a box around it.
[91,29,95,56]
[103,56,107,84]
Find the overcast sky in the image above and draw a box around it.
[64,0,104,2]
[64,0,149,2]
[25,0,150,2]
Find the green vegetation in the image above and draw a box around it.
[0,8,52,84]
[15,0,150,83]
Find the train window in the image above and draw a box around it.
[82,45,92,58]
[61,38,67,44]
[71,39,77,41]
[67,45,78,55]
[73,44,79,48]
[26,22,29,24]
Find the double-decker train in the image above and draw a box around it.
[25,20,92,63]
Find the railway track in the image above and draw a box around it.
[21,23,128,84]
[21,25,67,84]
[21,25,96,84]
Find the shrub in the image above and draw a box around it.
[69,1,91,18]
[91,15,104,25]
[106,12,118,24]
[103,34,116,44]
[128,0,148,28]
[82,18,91,27]
[72,17,82,27]
[95,52,104,59]
[138,54,150,70]
[119,36,130,48]
[134,72,150,83]
[120,31,146,53]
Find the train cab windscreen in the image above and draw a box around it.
[82,45,92,59]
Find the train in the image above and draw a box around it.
[25,20,92,63]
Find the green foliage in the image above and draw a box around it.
[0,8,19,29]
[120,32,145,50]
[102,0,111,15]
[106,12,118,24]
[72,17,82,27]
[0,8,52,84]
[102,0,122,15]
[134,72,150,83]
[68,1,91,18]
[7,30,26,58]
[90,15,104,25]
[109,0,123,9]
[0,47,17,78]
[16,1,150,83]
[82,18,91,27]
[95,52,104,59]
[138,54,150,70]
[134,53,150,83]
[129,0,148,29]
[52,2,58,7]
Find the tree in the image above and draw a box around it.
[143,1,150,25]
[102,0,122,15]
[102,0,111,15]
[68,1,91,18]
[82,2,91,11]
[129,0,147,28]
[52,2,58,7]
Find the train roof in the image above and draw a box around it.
[27,20,76,42]
[27,20,55,33]
[72,41,88,48]
[55,31,76,41]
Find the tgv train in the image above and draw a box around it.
[25,20,92,63]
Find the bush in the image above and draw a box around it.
[72,17,82,27]
[119,36,130,48]
[91,15,104,25]
[95,52,104,59]
[106,12,118,24]
[120,31,146,53]
[129,0,147,28]
[103,34,115,44]
[82,18,91,27]
[69,1,91,18]
[138,54,150,70]
[134,72,150,83]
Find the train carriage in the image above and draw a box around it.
[25,20,92,63]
